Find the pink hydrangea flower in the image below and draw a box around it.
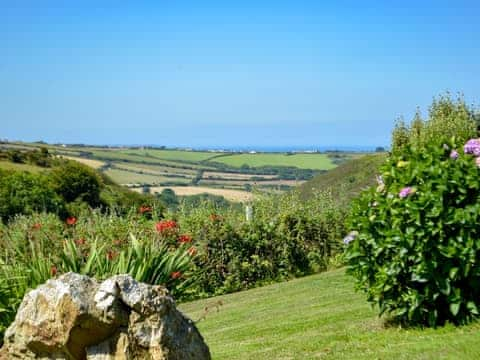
[464,139,480,156]
[399,187,414,199]
[450,150,459,159]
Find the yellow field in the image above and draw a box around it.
[61,156,105,169]
[136,186,254,202]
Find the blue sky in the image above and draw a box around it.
[1,1,479,148]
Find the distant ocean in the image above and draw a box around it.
[107,144,385,153]
[164,145,382,153]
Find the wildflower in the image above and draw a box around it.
[50,265,58,277]
[106,250,117,261]
[75,238,86,246]
[210,214,222,222]
[113,239,123,246]
[32,223,42,230]
[170,271,182,280]
[372,201,379,207]
[178,234,192,244]
[450,150,459,160]
[155,220,178,233]
[343,231,358,245]
[399,187,415,199]
[187,246,197,256]
[443,143,450,150]
[464,139,480,156]
[66,217,77,226]
[139,205,152,214]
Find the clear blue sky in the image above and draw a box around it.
[1,1,479,148]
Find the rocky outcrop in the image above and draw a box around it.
[0,273,210,359]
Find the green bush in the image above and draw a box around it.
[345,139,480,326]
[0,170,65,222]
[50,161,103,207]
[391,94,477,155]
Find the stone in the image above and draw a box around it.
[0,273,210,360]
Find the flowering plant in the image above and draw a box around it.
[345,138,480,326]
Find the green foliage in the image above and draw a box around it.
[50,161,103,207]
[178,192,345,296]
[297,153,387,205]
[346,139,480,326]
[0,170,65,222]
[391,93,477,155]
[0,211,195,340]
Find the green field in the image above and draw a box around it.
[0,160,45,173]
[104,168,190,185]
[112,162,197,176]
[213,153,337,170]
[180,268,480,359]
[120,149,216,162]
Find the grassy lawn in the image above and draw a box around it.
[179,269,480,359]
[212,153,338,170]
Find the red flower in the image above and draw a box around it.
[139,205,152,214]
[170,271,182,280]
[106,250,117,261]
[32,223,42,230]
[113,239,123,247]
[50,266,58,277]
[187,246,197,256]
[66,217,77,226]
[75,238,86,246]
[210,214,222,222]
[155,220,178,233]
[178,234,192,244]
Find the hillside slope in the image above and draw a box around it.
[180,269,480,359]
[296,153,387,203]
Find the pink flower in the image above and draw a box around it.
[464,139,480,156]
[450,150,459,160]
[399,187,414,199]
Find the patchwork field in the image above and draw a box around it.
[180,268,480,359]
[1,142,372,201]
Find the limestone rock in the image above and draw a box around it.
[0,273,210,360]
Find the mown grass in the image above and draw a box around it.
[213,153,338,170]
[180,269,480,359]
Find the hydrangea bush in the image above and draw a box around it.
[345,138,480,326]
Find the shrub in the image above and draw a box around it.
[0,170,65,222]
[345,139,480,326]
[50,161,103,207]
[391,94,477,155]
